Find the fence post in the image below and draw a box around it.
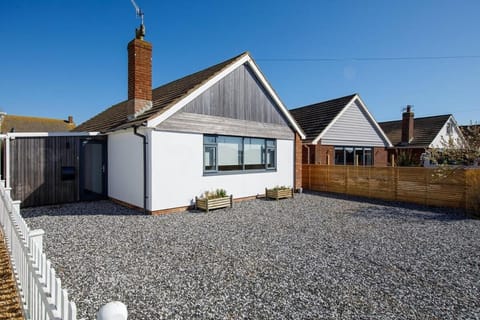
[97,301,128,320]
[5,187,12,198]
[11,200,21,249]
[29,229,45,253]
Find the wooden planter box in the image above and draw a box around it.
[195,195,233,212]
[265,188,294,200]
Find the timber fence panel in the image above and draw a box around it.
[425,168,466,208]
[466,169,480,214]
[302,165,480,214]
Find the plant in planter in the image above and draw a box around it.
[195,188,233,212]
[265,185,294,200]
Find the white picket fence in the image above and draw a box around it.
[0,181,77,320]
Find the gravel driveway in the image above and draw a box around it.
[22,193,480,320]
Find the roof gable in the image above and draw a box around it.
[290,94,356,142]
[290,94,391,146]
[179,63,289,125]
[318,97,392,147]
[430,115,466,148]
[146,53,304,138]
[74,52,304,138]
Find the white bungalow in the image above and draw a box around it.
[70,27,305,214]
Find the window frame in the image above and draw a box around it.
[203,134,277,175]
[334,146,374,166]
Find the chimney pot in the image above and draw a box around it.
[68,115,73,124]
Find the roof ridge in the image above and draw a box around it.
[290,93,357,111]
[379,113,452,124]
[5,114,71,122]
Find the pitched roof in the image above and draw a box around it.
[73,53,247,132]
[289,94,357,142]
[379,114,451,147]
[0,114,75,133]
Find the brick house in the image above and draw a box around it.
[290,94,392,166]
[379,106,465,166]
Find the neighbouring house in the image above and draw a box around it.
[290,94,392,166]
[2,24,305,212]
[379,106,465,166]
[0,113,75,133]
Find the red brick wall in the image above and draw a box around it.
[294,133,302,190]
[128,39,152,103]
[374,147,388,167]
[301,144,334,164]
[315,145,334,165]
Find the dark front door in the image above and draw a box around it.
[80,139,107,201]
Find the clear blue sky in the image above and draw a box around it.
[1,0,479,126]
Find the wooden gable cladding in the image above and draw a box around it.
[156,63,294,139]
[10,136,80,207]
[182,64,290,126]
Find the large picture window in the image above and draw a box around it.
[334,146,373,166]
[204,135,276,173]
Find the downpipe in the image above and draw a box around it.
[133,126,148,214]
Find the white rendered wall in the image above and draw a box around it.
[108,129,144,208]
[149,130,294,211]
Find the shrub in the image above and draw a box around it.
[268,185,290,191]
[202,188,228,200]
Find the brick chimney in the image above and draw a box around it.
[126,24,152,119]
[401,105,414,144]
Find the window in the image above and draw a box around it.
[266,140,276,169]
[334,147,344,165]
[446,122,453,136]
[204,135,276,173]
[334,146,373,166]
[345,147,354,165]
[218,136,243,171]
[244,138,265,170]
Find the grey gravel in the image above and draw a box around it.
[22,193,480,320]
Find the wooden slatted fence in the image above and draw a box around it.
[302,165,480,215]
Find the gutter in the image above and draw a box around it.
[133,126,148,214]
